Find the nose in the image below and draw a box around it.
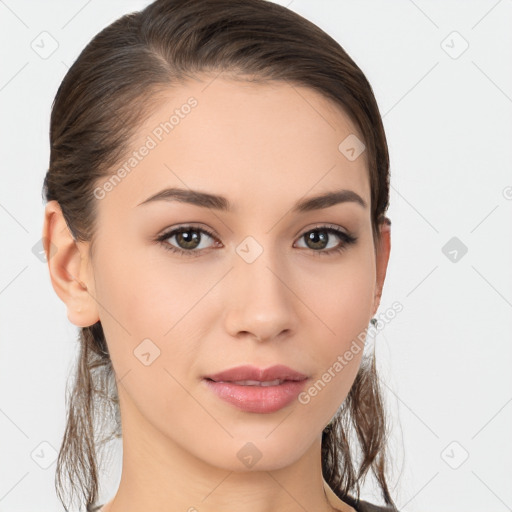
[223,250,299,343]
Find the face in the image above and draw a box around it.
[71,76,389,472]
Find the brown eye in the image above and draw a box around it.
[303,229,330,250]
[156,225,219,256]
[173,228,203,250]
[295,225,357,256]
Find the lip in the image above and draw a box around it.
[203,364,309,414]
[204,364,308,383]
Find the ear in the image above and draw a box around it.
[372,218,391,317]
[42,200,100,327]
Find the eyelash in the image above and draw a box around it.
[155,224,358,258]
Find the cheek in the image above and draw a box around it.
[93,242,212,379]
[90,240,169,372]
[331,270,375,335]
[94,238,187,334]
[91,246,199,422]
[301,249,376,339]
[297,271,374,423]
[298,247,375,392]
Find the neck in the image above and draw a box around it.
[102,398,338,512]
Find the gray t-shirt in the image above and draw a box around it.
[324,478,399,512]
[345,496,399,512]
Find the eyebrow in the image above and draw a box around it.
[136,187,367,212]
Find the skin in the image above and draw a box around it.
[43,75,391,512]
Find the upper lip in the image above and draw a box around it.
[204,364,308,382]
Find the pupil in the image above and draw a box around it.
[177,229,200,249]
[307,230,327,250]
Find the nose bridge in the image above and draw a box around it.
[224,236,298,341]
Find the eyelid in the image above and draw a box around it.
[156,222,219,241]
[294,222,349,238]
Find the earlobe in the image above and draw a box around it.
[372,218,391,317]
[42,200,100,328]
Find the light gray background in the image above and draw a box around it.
[1,1,511,511]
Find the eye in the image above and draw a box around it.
[155,223,357,257]
[294,224,357,256]
[156,224,219,257]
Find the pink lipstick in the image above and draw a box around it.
[203,364,309,413]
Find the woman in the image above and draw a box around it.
[41,0,398,511]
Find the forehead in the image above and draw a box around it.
[99,75,370,213]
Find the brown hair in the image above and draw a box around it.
[42,0,396,510]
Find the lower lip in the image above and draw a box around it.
[203,378,308,413]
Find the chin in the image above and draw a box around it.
[195,429,316,473]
